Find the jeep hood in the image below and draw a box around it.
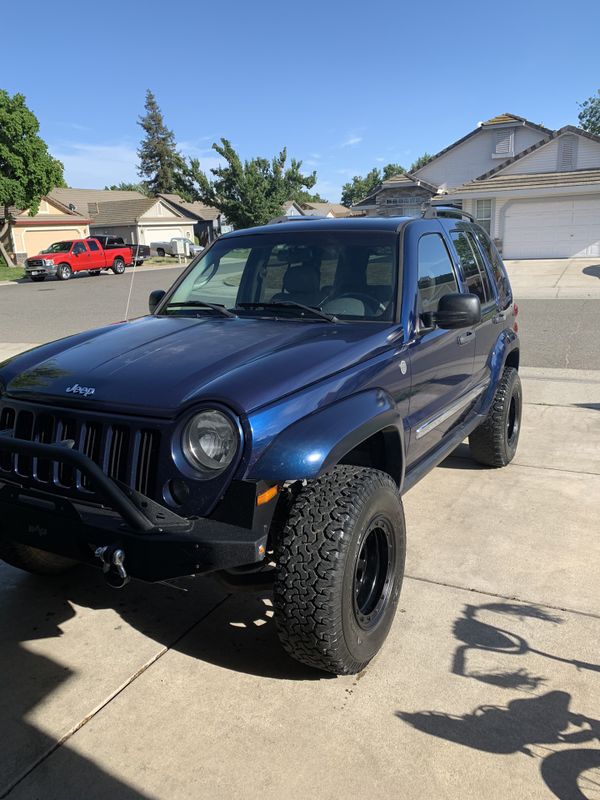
[3,315,394,417]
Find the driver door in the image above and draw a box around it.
[406,231,476,467]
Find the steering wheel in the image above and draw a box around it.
[326,292,386,316]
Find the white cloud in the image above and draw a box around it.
[341,135,363,147]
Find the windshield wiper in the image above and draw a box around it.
[236,301,337,323]
[164,301,237,318]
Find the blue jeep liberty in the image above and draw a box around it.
[0,208,521,674]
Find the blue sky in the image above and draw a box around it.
[4,0,599,201]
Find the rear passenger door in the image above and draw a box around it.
[448,224,498,386]
[406,231,476,467]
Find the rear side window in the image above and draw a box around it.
[450,230,492,304]
[417,234,459,315]
[472,225,512,307]
[87,239,99,251]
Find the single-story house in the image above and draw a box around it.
[300,201,350,217]
[282,200,305,217]
[49,188,196,246]
[2,196,91,263]
[158,194,229,245]
[352,113,600,258]
[349,173,438,217]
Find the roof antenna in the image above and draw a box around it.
[124,243,141,320]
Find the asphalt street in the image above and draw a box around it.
[1,266,599,369]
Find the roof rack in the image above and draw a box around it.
[422,205,475,222]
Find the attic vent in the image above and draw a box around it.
[558,135,578,171]
[494,129,514,157]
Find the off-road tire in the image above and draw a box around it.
[56,263,72,281]
[469,367,522,467]
[273,465,406,675]
[0,540,76,575]
[111,258,125,275]
[30,275,46,282]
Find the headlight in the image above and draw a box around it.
[43,259,56,267]
[182,410,238,472]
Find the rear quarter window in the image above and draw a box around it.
[472,225,512,307]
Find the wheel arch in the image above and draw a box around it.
[245,389,406,487]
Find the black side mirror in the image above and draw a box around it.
[149,289,166,314]
[436,293,481,329]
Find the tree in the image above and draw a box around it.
[137,90,185,195]
[578,90,600,135]
[340,163,406,207]
[104,181,151,196]
[0,91,64,267]
[410,152,433,172]
[179,139,318,229]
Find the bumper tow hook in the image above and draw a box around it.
[95,545,130,589]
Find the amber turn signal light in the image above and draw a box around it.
[257,485,279,506]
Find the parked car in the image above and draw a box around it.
[150,237,203,258]
[88,235,150,266]
[0,210,520,674]
[24,239,133,282]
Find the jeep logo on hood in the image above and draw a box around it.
[66,383,96,397]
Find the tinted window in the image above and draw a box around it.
[87,239,100,251]
[417,234,459,315]
[450,229,492,303]
[472,225,512,308]
[72,242,87,255]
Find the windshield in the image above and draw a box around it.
[161,231,398,321]
[41,241,73,254]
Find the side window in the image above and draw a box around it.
[72,242,87,255]
[87,239,99,251]
[417,234,459,316]
[450,230,492,304]
[472,224,512,308]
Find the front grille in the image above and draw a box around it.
[26,259,44,268]
[0,403,161,500]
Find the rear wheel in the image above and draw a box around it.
[56,263,72,281]
[156,248,166,257]
[0,540,76,575]
[30,275,46,282]
[469,367,522,467]
[111,258,125,275]
[274,466,406,675]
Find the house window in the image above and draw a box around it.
[558,135,578,171]
[493,129,514,159]
[475,199,492,234]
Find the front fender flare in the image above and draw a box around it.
[244,389,404,485]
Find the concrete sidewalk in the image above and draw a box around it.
[505,258,600,299]
[1,365,598,799]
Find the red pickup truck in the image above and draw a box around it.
[24,238,133,282]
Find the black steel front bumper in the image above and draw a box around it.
[0,436,269,582]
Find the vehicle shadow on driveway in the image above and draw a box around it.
[397,601,600,799]
[582,265,600,280]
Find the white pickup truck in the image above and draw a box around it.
[150,237,204,258]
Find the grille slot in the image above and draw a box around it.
[0,402,161,501]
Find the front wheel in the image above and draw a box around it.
[56,263,72,281]
[274,466,406,675]
[111,258,125,275]
[469,366,522,467]
[0,540,76,575]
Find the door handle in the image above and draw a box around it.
[492,312,506,324]
[457,330,474,346]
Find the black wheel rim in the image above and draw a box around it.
[506,393,520,447]
[353,516,395,630]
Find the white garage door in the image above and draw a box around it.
[503,196,600,259]
[146,227,184,243]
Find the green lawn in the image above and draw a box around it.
[0,261,25,282]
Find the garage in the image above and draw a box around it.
[143,226,185,244]
[503,196,600,259]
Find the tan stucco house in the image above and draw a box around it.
[4,196,91,263]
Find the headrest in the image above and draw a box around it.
[283,266,320,295]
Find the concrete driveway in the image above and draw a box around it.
[1,367,599,799]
